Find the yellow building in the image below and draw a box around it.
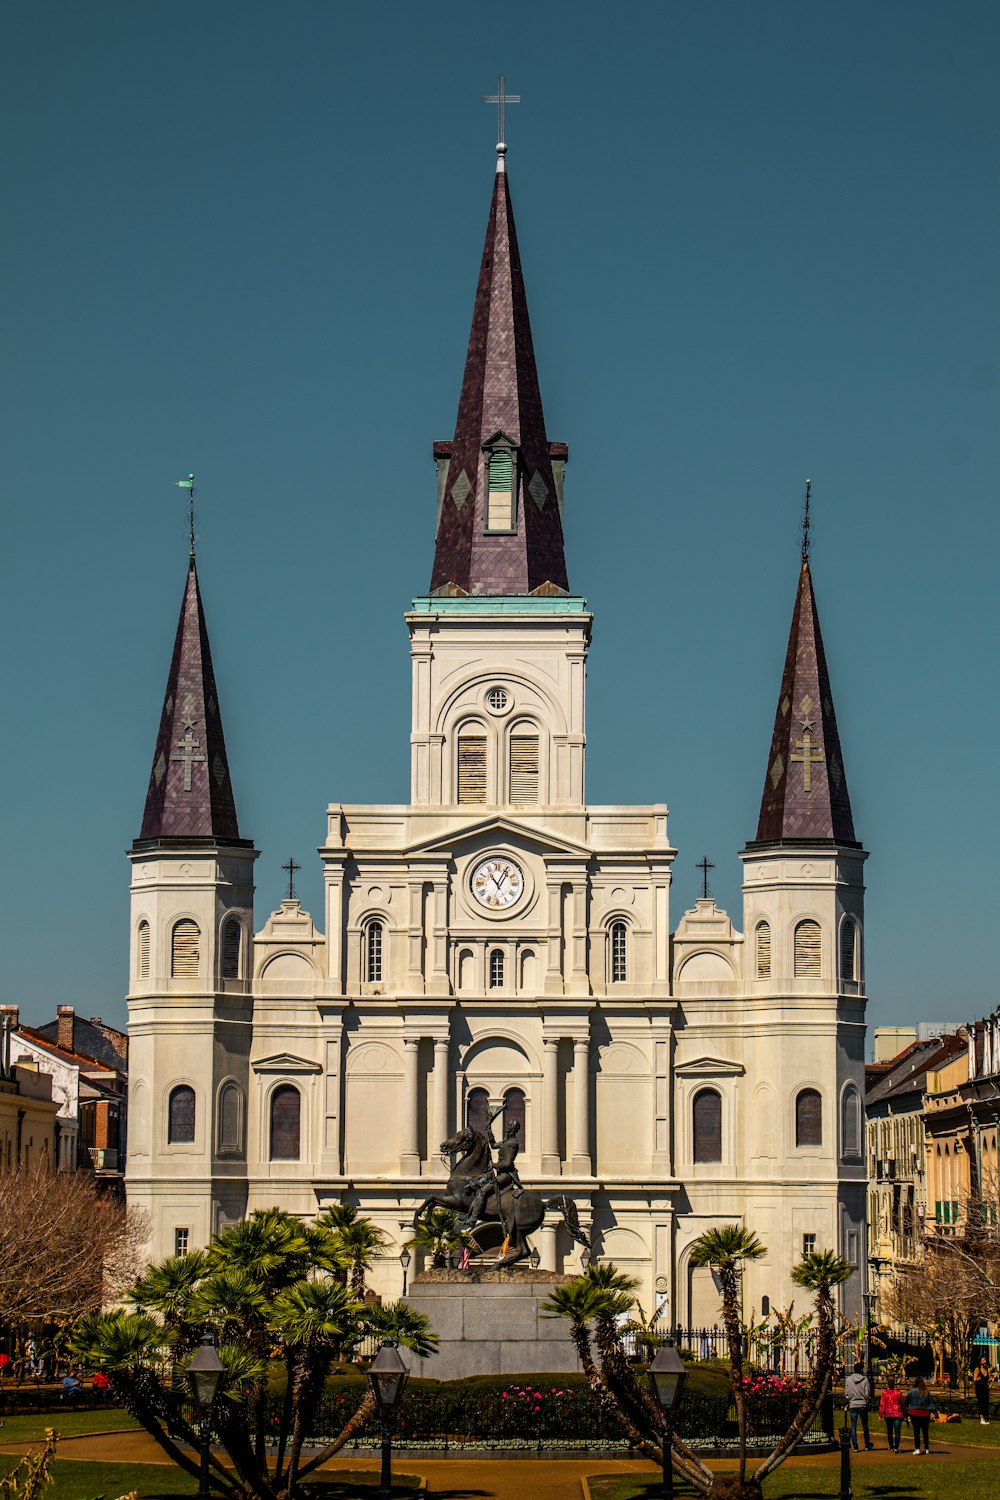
[0,1063,60,1172]
[924,1017,1000,1234]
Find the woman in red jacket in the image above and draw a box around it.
[878,1375,906,1452]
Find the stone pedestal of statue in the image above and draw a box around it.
[401,1269,582,1379]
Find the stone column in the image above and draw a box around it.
[433,1037,450,1153]
[572,1036,592,1174]
[542,1037,561,1174]
[401,1037,420,1172]
[539,1221,559,1275]
[544,882,563,995]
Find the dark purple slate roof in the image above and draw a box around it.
[138,559,242,843]
[430,164,570,596]
[753,560,858,845]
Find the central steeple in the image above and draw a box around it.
[430,154,570,596]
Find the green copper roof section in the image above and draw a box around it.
[409,595,589,615]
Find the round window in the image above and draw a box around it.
[485,687,510,714]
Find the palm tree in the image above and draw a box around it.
[752,1250,852,1485]
[328,1218,391,1296]
[404,1208,472,1269]
[689,1225,766,1486]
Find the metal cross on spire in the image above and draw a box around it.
[282,857,301,901]
[483,74,520,160]
[176,474,196,558]
[697,856,715,901]
[801,478,812,566]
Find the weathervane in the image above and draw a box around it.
[282,856,301,901]
[801,479,812,566]
[483,74,520,162]
[176,474,196,558]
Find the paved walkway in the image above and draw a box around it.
[2,1429,999,1499]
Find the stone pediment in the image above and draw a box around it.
[407,815,591,859]
[674,1056,745,1078]
[252,1053,322,1074]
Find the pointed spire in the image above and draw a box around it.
[430,161,570,596]
[753,542,858,847]
[138,557,243,844]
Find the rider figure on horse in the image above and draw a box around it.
[459,1111,524,1234]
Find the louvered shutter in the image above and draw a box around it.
[693,1089,722,1163]
[840,921,856,983]
[458,736,487,803]
[794,920,822,977]
[796,1088,823,1147]
[509,735,539,803]
[487,451,515,531]
[755,922,771,979]
[221,920,241,979]
[171,920,200,978]
[138,921,150,979]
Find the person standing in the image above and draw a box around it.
[879,1373,906,1452]
[845,1363,874,1450]
[904,1375,937,1454]
[972,1356,991,1423]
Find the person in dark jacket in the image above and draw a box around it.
[973,1357,991,1424]
[904,1376,938,1454]
[845,1364,874,1450]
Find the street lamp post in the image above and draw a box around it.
[368,1339,409,1500]
[647,1339,688,1500]
[186,1334,226,1500]
[581,1247,591,1272]
[399,1246,411,1298]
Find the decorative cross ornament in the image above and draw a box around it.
[791,721,824,791]
[282,856,301,901]
[172,723,205,790]
[697,856,715,900]
[483,74,520,151]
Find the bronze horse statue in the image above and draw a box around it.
[412,1123,590,1269]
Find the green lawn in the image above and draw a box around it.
[0,1457,422,1498]
[588,1456,1000,1500]
[0,1408,140,1443]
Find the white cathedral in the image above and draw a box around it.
[125,141,868,1324]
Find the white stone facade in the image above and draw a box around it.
[126,591,868,1322]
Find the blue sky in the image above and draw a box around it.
[2,1,997,1035]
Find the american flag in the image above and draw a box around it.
[459,1246,471,1271]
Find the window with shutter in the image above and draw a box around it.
[366,921,384,984]
[755,922,771,979]
[221,919,241,980]
[503,1087,526,1149]
[171,920,200,978]
[467,1087,490,1136]
[489,948,505,988]
[138,921,150,979]
[693,1088,722,1163]
[270,1085,301,1160]
[610,922,627,983]
[795,1088,823,1147]
[168,1085,196,1144]
[508,735,539,803]
[486,450,515,531]
[840,920,857,983]
[794,920,822,977]
[458,735,487,803]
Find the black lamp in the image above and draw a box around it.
[529,1246,541,1271]
[399,1245,412,1297]
[186,1334,226,1500]
[368,1339,409,1499]
[581,1247,591,1271]
[647,1339,687,1500]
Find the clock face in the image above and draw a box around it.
[470,855,525,911]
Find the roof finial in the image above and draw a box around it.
[483,74,520,172]
[176,474,196,561]
[801,478,812,567]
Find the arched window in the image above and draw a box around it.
[755,921,771,979]
[366,921,384,984]
[508,733,539,803]
[796,1088,823,1148]
[693,1088,722,1163]
[486,448,515,531]
[610,922,628,983]
[794,920,822,977]
[137,921,150,979]
[458,732,488,804]
[270,1085,301,1160]
[842,1087,861,1159]
[171,920,200,979]
[467,1087,490,1137]
[840,920,857,984]
[489,948,505,988]
[503,1087,526,1149]
[217,1082,242,1154]
[168,1085,196,1145]
[221,918,241,980]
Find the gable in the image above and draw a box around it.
[407,814,591,859]
[251,1053,322,1074]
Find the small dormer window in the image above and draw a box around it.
[485,446,516,532]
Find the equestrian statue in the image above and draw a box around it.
[412,1103,590,1270]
